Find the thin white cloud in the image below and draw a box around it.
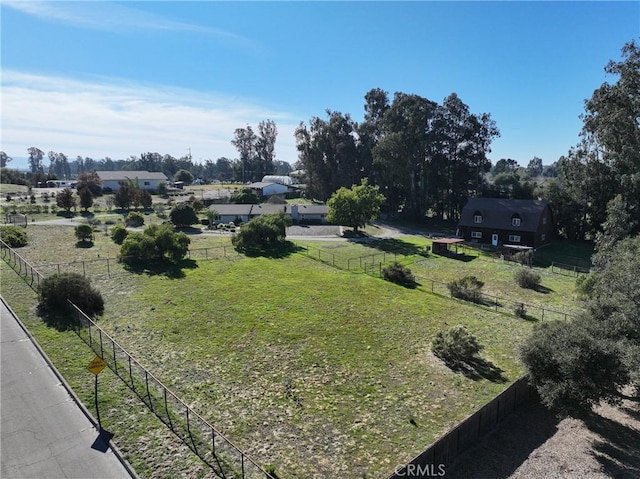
[3,1,248,41]
[1,70,300,164]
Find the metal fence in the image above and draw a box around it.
[70,303,272,479]
[550,261,590,277]
[363,262,579,322]
[0,239,43,288]
[295,241,403,272]
[0,240,272,479]
[387,376,534,478]
[299,240,580,322]
[32,245,241,280]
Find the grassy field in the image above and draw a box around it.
[0,224,586,478]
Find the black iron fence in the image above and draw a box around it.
[388,376,534,478]
[0,239,43,288]
[70,303,272,479]
[31,245,241,280]
[0,239,272,479]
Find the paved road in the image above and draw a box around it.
[0,297,135,479]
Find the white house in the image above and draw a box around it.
[248,181,290,197]
[96,171,168,191]
[290,204,328,223]
[209,204,253,224]
[208,203,328,224]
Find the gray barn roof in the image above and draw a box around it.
[96,171,167,181]
[459,198,551,233]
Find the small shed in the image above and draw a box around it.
[432,238,465,255]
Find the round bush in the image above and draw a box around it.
[382,262,416,287]
[0,225,28,247]
[38,272,104,318]
[111,224,129,244]
[432,325,483,363]
[514,269,541,289]
[125,211,145,227]
[448,275,484,302]
[75,224,94,242]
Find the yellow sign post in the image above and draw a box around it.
[88,356,107,430]
[88,356,107,375]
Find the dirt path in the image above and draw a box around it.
[446,396,640,479]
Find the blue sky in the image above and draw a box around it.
[1,1,638,170]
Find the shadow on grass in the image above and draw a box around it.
[585,409,640,478]
[350,237,425,256]
[446,398,559,479]
[177,226,203,235]
[75,240,94,248]
[239,241,300,259]
[534,284,554,294]
[442,356,508,383]
[37,309,83,332]
[383,277,419,289]
[123,258,198,278]
[56,210,75,218]
[434,252,477,262]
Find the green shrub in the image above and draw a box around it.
[75,224,94,242]
[111,224,129,244]
[432,325,483,363]
[0,225,28,247]
[513,250,533,266]
[382,262,416,287]
[447,275,484,303]
[119,223,190,264]
[38,272,104,318]
[575,272,597,300]
[125,211,145,227]
[170,203,198,227]
[514,268,541,289]
[232,214,291,252]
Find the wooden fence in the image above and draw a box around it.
[387,376,534,478]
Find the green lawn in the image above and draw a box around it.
[0,226,586,478]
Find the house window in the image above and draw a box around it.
[512,217,521,227]
[509,235,521,243]
[143,181,150,186]
[471,231,482,239]
[474,214,483,224]
[542,215,547,225]
[541,233,546,241]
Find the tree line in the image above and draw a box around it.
[1,119,291,187]
[295,90,499,221]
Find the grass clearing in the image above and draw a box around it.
[1,225,586,478]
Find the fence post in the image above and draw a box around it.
[128,356,134,389]
[211,428,216,455]
[542,308,545,321]
[145,371,152,411]
[164,389,172,428]
[431,280,434,294]
[57,263,60,274]
[107,258,110,278]
[98,328,104,357]
[83,260,86,277]
[112,339,118,374]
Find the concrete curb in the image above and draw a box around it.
[0,295,140,479]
